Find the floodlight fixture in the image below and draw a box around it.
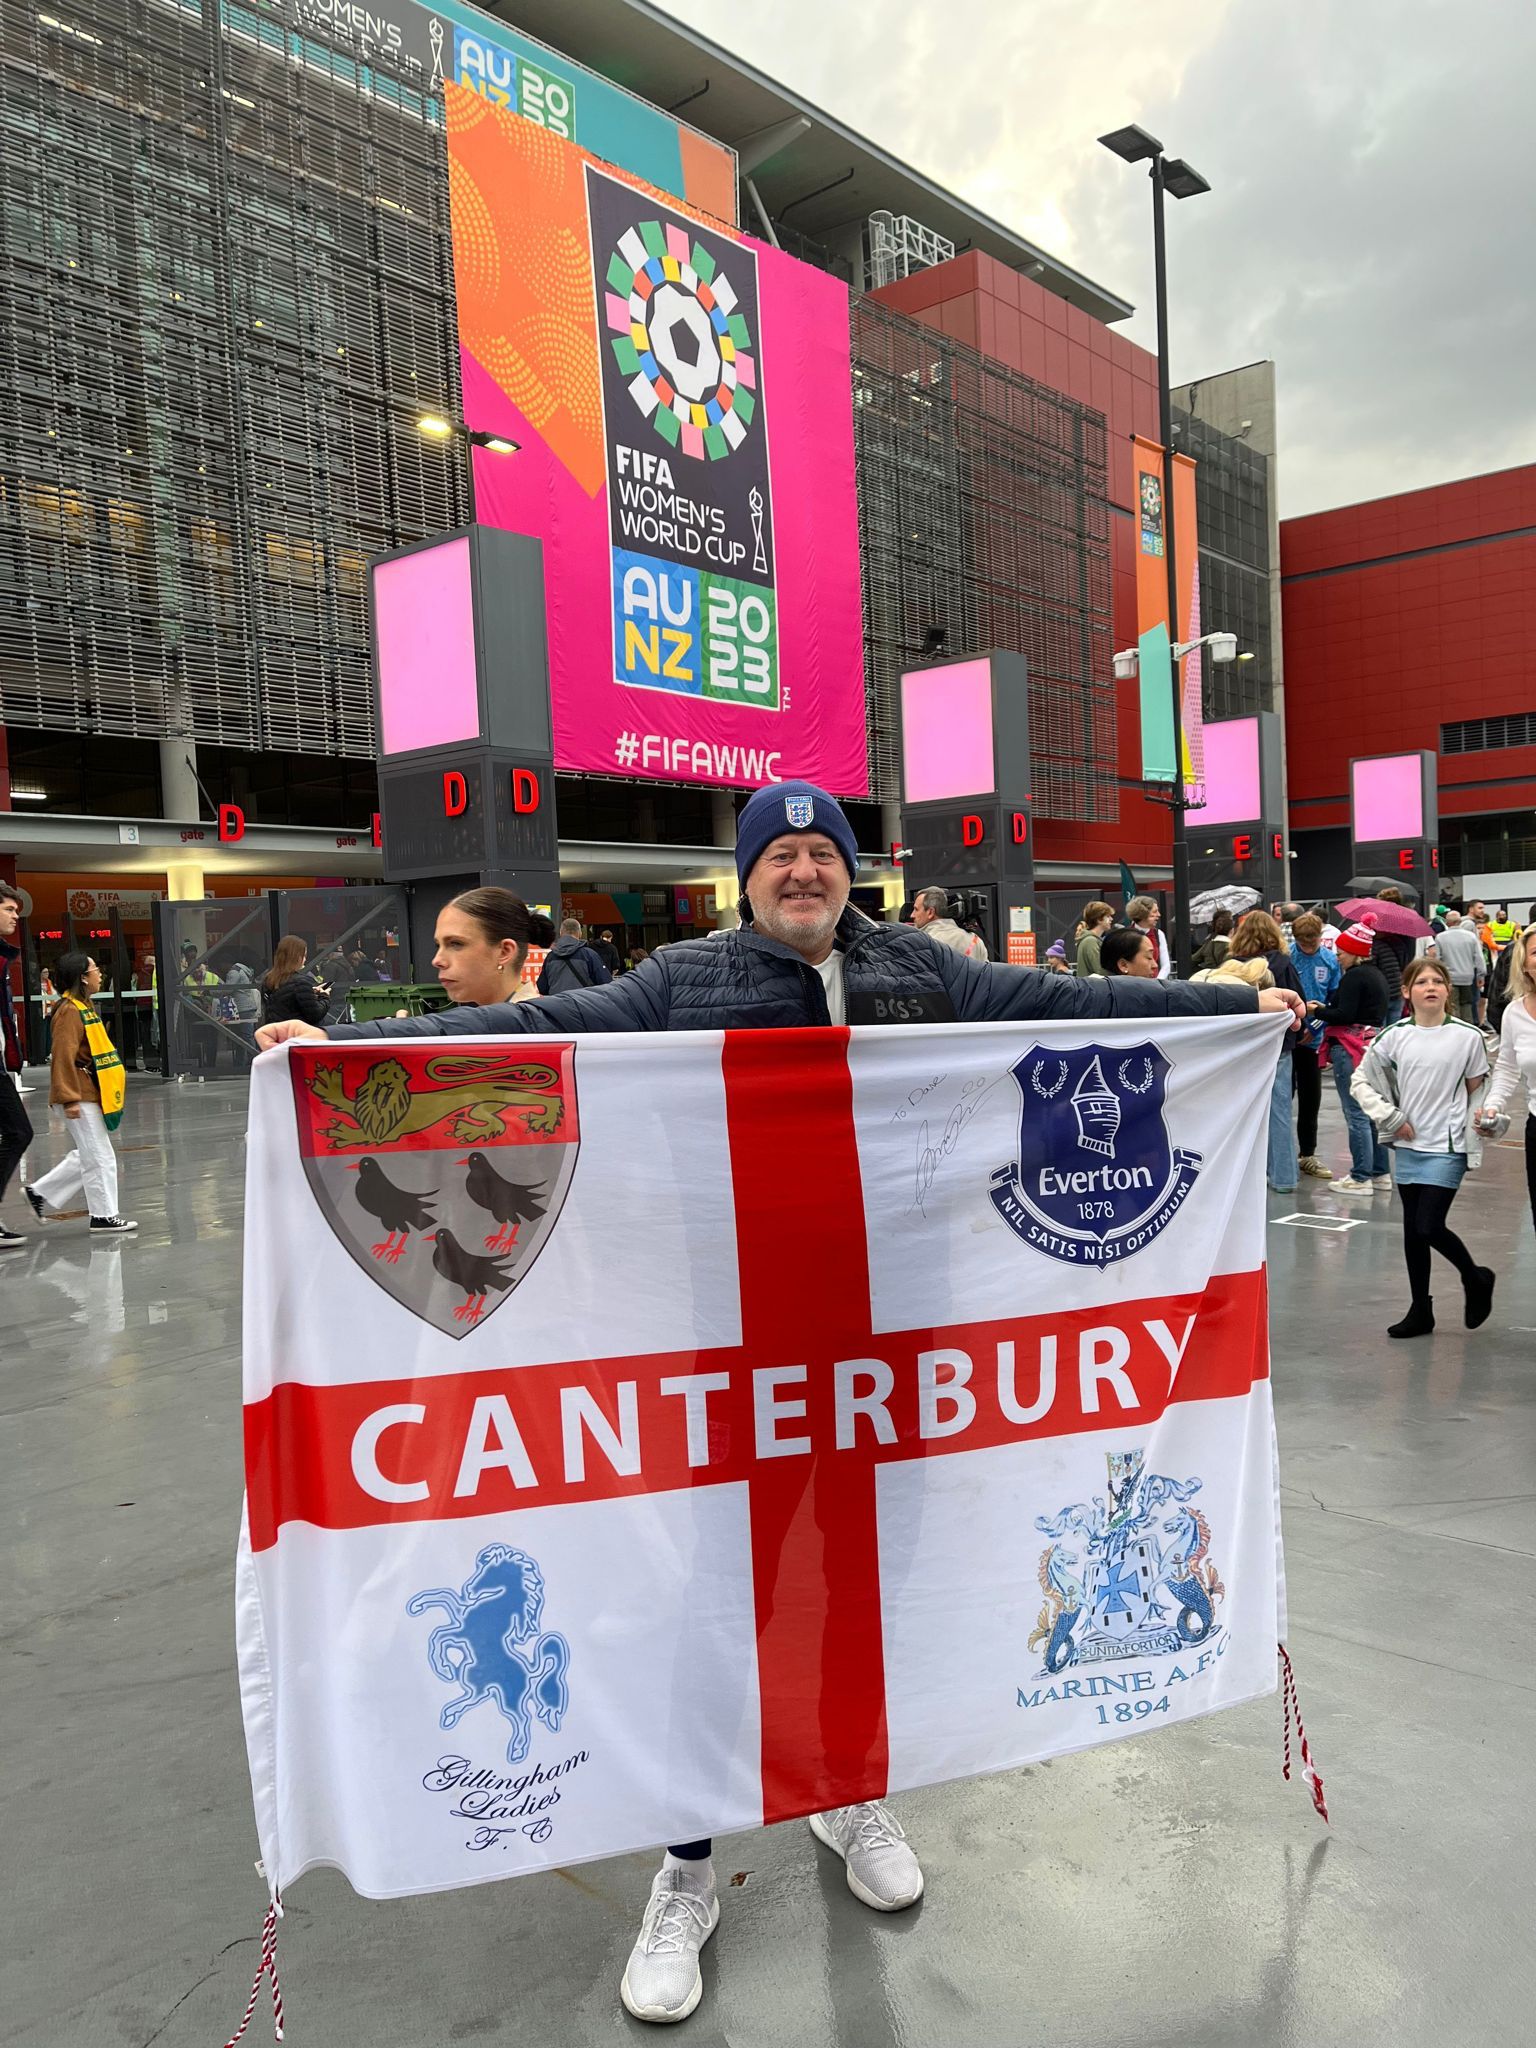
[1162,158,1211,201]
[1098,124,1163,164]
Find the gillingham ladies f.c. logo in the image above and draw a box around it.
[990,1044,1201,1265]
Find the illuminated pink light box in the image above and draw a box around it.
[1351,754,1424,840]
[374,535,481,756]
[1184,717,1260,826]
[900,660,996,803]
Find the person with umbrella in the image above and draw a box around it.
[1191,909,1234,975]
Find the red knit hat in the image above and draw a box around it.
[1336,921,1376,958]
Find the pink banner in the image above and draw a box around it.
[449,87,867,796]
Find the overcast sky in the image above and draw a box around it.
[654,0,1535,518]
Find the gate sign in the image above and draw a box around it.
[239,1014,1287,1902]
[446,85,867,795]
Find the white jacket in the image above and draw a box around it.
[1350,1020,1489,1168]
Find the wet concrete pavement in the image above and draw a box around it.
[2,1073,1531,2047]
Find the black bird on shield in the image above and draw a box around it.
[348,1155,437,1265]
[427,1228,515,1325]
[459,1150,548,1254]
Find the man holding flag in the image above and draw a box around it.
[257,779,1301,2024]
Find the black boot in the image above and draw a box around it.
[1464,1267,1496,1330]
[1388,1298,1435,1339]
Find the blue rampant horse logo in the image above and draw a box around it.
[407,1544,571,1765]
[990,1042,1201,1264]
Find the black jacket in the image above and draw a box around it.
[1316,962,1391,1030]
[536,937,614,997]
[332,909,1261,1041]
[1486,943,1515,1031]
[1257,948,1305,999]
[1369,932,1414,1009]
[260,970,328,1028]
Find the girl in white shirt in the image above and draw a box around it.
[1476,923,1536,1240]
[1352,957,1493,1339]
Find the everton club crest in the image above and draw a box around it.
[289,1045,579,1338]
[1029,1449,1226,1674]
[990,1042,1200,1264]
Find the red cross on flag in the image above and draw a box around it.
[238,1014,1288,1900]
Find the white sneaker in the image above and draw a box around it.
[1333,1176,1374,1194]
[809,1802,924,1911]
[1372,1174,1393,1192]
[620,1863,719,2024]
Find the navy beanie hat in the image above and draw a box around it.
[735,780,859,887]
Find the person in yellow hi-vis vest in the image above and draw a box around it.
[1486,907,1519,954]
[25,950,137,1235]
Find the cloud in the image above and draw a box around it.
[655,0,1536,514]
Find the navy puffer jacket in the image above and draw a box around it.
[330,910,1260,1040]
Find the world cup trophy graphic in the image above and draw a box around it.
[749,486,767,576]
[1071,1056,1120,1158]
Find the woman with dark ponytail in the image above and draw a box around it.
[424,889,556,1010]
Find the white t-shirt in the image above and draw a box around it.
[1374,1018,1488,1153]
[813,950,846,1025]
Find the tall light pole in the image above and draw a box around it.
[1098,124,1210,973]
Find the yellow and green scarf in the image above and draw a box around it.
[68,994,126,1131]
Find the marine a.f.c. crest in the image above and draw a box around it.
[990,1042,1201,1265]
[289,1043,579,1338]
[1029,1449,1226,1674]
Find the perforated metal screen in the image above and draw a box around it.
[851,299,1116,818]
[0,0,468,756]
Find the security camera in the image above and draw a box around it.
[1112,648,1139,681]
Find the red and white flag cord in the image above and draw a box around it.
[221,1887,284,2046]
[1278,1642,1330,1823]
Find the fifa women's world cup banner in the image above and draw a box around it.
[444,84,868,794]
[238,1013,1290,1902]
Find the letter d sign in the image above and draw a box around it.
[962,814,984,847]
[443,770,468,818]
[218,802,246,843]
[512,768,540,814]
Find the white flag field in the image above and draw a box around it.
[239,1012,1295,1902]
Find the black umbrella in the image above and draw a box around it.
[1345,874,1421,906]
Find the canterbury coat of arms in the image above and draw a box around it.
[289,1044,579,1338]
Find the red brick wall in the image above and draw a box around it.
[1281,466,1536,835]
[871,253,1173,871]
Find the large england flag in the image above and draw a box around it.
[239,1014,1288,1900]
